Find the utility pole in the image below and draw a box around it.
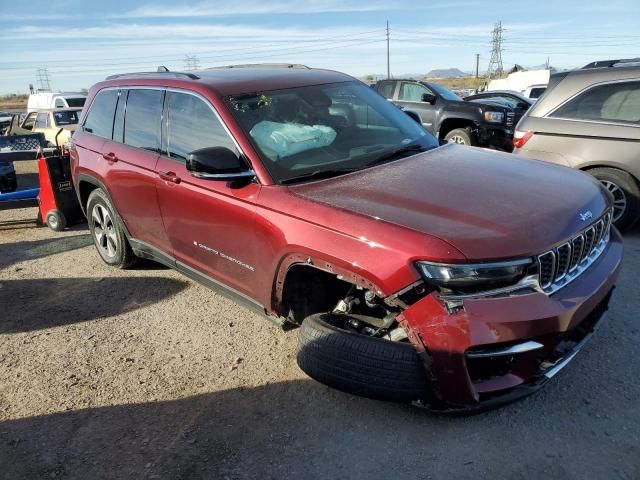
[36,68,51,91]
[386,21,390,79]
[475,53,480,78]
[486,21,504,79]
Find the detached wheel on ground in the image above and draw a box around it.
[444,128,475,146]
[45,210,66,231]
[589,167,640,230]
[87,188,138,268]
[297,313,430,403]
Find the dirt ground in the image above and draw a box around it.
[1,162,639,479]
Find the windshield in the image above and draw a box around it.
[227,81,438,184]
[428,83,462,102]
[52,110,80,126]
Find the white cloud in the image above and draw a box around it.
[116,0,389,18]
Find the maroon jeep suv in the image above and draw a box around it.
[71,65,622,411]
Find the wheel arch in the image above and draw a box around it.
[438,117,477,139]
[77,173,132,238]
[272,253,386,322]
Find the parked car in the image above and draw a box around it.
[8,108,81,147]
[514,59,640,229]
[27,92,86,113]
[374,79,516,150]
[522,84,547,99]
[0,113,12,135]
[72,66,621,411]
[0,160,17,193]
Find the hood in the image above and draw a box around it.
[289,144,609,260]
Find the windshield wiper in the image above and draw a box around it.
[366,143,431,168]
[279,167,358,185]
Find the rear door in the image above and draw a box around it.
[395,82,437,133]
[155,90,260,297]
[101,88,171,253]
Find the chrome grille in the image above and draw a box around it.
[505,112,515,127]
[536,210,612,294]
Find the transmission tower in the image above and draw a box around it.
[36,68,51,91]
[184,55,200,71]
[486,21,504,79]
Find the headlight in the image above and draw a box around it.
[415,259,532,293]
[483,111,504,123]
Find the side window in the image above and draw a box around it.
[22,113,37,130]
[124,89,163,152]
[113,90,127,143]
[551,81,640,124]
[35,113,49,129]
[376,82,396,99]
[166,92,236,160]
[54,98,65,108]
[84,89,118,138]
[399,82,434,102]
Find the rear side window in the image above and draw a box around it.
[84,89,118,138]
[551,81,640,124]
[54,98,65,108]
[165,92,236,160]
[528,87,546,99]
[124,89,163,152]
[376,82,396,99]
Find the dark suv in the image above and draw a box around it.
[374,79,517,150]
[72,66,621,411]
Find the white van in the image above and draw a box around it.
[27,92,87,113]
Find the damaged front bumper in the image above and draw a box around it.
[397,229,623,412]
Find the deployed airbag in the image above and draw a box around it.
[250,121,336,160]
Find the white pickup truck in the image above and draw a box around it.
[27,92,86,113]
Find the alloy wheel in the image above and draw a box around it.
[91,204,118,258]
[449,135,466,145]
[600,180,627,223]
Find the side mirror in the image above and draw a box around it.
[403,109,423,125]
[421,93,436,104]
[186,147,255,181]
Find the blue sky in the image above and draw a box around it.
[0,0,638,94]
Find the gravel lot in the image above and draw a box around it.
[1,161,639,479]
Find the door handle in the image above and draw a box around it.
[158,171,181,184]
[102,152,118,163]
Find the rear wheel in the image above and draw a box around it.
[589,168,639,230]
[297,313,430,403]
[87,189,138,268]
[444,128,475,146]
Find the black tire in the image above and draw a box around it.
[46,210,66,231]
[589,168,640,230]
[444,127,475,146]
[297,313,430,403]
[87,189,138,268]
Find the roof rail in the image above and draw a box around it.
[208,63,311,70]
[582,58,640,69]
[105,66,200,80]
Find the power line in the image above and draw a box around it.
[0,29,386,69]
[486,21,504,79]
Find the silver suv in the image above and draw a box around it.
[514,59,640,229]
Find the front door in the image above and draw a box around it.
[155,90,260,298]
[395,82,438,133]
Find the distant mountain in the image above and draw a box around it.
[425,68,466,78]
